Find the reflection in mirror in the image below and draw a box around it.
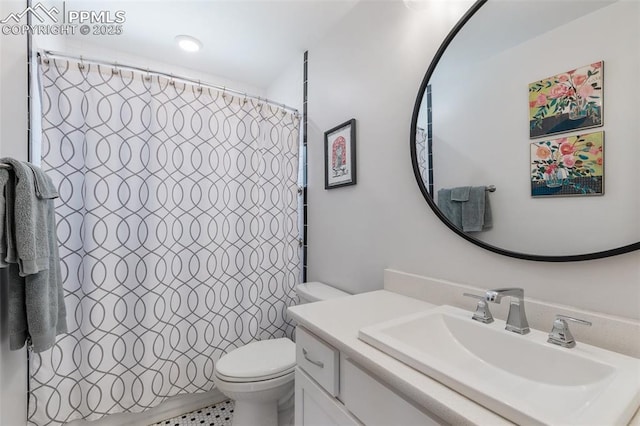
[413,0,640,259]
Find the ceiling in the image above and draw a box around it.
[58,0,361,89]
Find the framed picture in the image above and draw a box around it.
[324,119,357,189]
[530,131,604,197]
[529,61,603,138]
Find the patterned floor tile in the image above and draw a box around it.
[150,400,235,426]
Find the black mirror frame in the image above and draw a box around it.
[409,0,640,262]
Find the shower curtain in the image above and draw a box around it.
[29,57,301,425]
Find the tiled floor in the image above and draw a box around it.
[150,400,235,426]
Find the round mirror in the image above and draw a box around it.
[411,0,640,261]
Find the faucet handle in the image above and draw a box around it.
[547,314,592,348]
[463,293,494,324]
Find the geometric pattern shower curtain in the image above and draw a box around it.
[415,126,429,190]
[29,56,301,426]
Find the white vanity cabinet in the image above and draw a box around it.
[295,326,443,426]
[295,326,360,425]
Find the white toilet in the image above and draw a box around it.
[213,282,349,426]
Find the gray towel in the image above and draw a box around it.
[483,191,493,230]
[0,158,51,276]
[20,198,67,352]
[1,159,68,352]
[0,169,9,268]
[461,186,489,232]
[437,188,462,229]
[3,168,16,267]
[8,208,68,352]
[438,186,493,233]
[7,264,27,349]
[25,162,58,199]
[451,186,470,201]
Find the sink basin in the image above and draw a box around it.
[358,305,640,425]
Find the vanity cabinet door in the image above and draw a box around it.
[340,356,445,426]
[295,367,361,426]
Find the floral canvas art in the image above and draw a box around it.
[530,131,604,197]
[529,62,603,138]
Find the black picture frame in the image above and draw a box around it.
[324,119,356,189]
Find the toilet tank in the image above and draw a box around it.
[296,282,350,304]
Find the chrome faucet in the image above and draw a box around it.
[547,314,592,348]
[485,288,530,334]
[463,292,494,324]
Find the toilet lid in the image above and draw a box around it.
[215,338,296,383]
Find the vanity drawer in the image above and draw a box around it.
[296,327,340,396]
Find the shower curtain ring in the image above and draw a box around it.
[144,68,151,81]
[222,86,227,98]
[78,56,85,70]
[243,93,248,104]
[169,74,175,86]
[112,62,119,75]
[197,80,202,92]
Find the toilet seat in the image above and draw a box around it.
[215,338,295,383]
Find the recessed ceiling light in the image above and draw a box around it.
[175,35,202,53]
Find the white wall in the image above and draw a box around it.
[267,53,304,114]
[0,1,29,425]
[306,0,640,320]
[429,1,639,255]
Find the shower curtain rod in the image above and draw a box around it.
[38,50,300,116]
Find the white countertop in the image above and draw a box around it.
[288,290,514,425]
